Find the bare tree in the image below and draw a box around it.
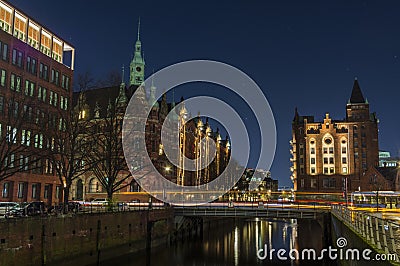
[74,71,96,91]
[86,99,130,201]
[46,98,95,210]
[0,92,42,181]
[86,93,150,202]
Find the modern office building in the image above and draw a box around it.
[0,0,74,204]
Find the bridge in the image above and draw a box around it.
[173,202,399,261]
[173,203,330,219]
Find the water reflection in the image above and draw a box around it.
[105,218,335,266]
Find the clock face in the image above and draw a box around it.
[136,66,142,72]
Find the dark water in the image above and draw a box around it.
[104,218,336,266]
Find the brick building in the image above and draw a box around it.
[290,79,379,193]
[71,24,230,201]
[0,0,74,205]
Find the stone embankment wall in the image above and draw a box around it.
[0,209,173,266]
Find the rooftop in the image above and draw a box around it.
[0,0,75,69]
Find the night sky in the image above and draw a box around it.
[11,0,400,187]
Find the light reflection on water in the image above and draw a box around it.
[104,218,335,266]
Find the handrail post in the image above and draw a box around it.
[380,219,389,253]
[388,223,397,254]
[364,215,369,240]
[368,216,375,245]
[375,217,382,250]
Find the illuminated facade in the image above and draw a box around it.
[0,0,74,204]
[291,79,379,193]
[72,25,230,200]
[0,0,74,68]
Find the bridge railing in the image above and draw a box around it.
[331,205,399,256]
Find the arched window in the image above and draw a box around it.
[88,178,96,193]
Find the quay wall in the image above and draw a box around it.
[0,209,174,266]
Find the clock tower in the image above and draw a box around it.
[130,19,145,86]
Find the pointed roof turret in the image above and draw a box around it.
[137,17,141,41]
[148,72,159,109]
[349,78,366,104]
[116,65,128,107]
[293,107,299,122]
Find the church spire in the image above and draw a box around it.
[130,18,145,86]
[116,65,128,107]
[121,65,125,86]
[137,17,141,41]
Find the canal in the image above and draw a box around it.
[101,218,337,266]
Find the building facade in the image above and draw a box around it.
[0,0,74,204]
[72,25,230,201]
[291,79,379,193]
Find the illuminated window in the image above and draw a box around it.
[52,38,62,62]
[49,91,53,105]
[0,3,12,33]
[79,110,86,119]
[24,80,35,97]
[38,86,46,102]
[13,13,27,40]
[62,75,70,90]
[342,167,347,174]
[28,22,40,49]
[10,74,21,92]
[0,69,5,86]
[40,30,52,56]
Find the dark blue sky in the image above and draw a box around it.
[12,0,400,187]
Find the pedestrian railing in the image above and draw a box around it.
[331,205,399,256]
